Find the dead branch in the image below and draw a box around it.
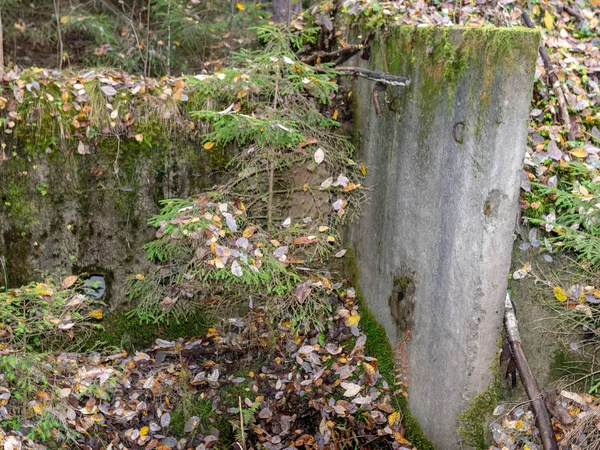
[301,45,361,66]
[561,4,585,21]
[505,293,559,450]
[332,67,410,87]
[521,10,574,140]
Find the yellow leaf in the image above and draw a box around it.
[88,309,103,320]
[363,362,376,376]
[237,2,245,9]
[135,134,144,142]
[359,165,367,176]
[388,411,400,426]
[61,275,78,290]
[544,10,554,29]
[243,226,257,238]
[570,148,588,158]
[318,226,329,232]
[135,274,145,280]
[394,432,411,445]
[140,426,149,438]
[554,286,568,302]
[237,90,248,99]
[343,183,359,193]
[347,314,361,326]
[204,142,215,150]
[332,109,339,120]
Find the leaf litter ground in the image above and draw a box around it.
[0,288,411,450]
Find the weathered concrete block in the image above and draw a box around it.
[348,26,539,447]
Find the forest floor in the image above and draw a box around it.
[1,1,600,450]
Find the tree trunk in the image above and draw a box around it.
[272,0,301,24]
[0,4,4,73]
[53,0,63,70]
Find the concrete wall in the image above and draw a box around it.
[0,141,220,306]
[348,26,539,448]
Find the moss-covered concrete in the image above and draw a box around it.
[457,369,502,449]
[346,24,539,447]
[0,131,222,306]
[345,249,435,450]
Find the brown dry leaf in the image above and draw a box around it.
[570,148,588,158]
[293,236,318,245]
[299,137,318,147]
[61,275,78,289]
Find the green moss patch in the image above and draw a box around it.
[84,310,210,351]
[458,371,502,449]
[345,248,435,450]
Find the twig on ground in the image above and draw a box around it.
[505,292,559,450]
[561,4,585,21]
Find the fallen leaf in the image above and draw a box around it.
[554,286,568,302]
[570,148,588,158]
[88,309,103,319]
[231,260,243,277]
[243,226,257,238]
[61,275,78,289]
[314,148,325,164]
[341,382,361,397]
[100,85,117,96]
[544,9,554,29]
[78,141,90,155]
[347,314,360,326]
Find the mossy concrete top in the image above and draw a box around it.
[347,25,539,448]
